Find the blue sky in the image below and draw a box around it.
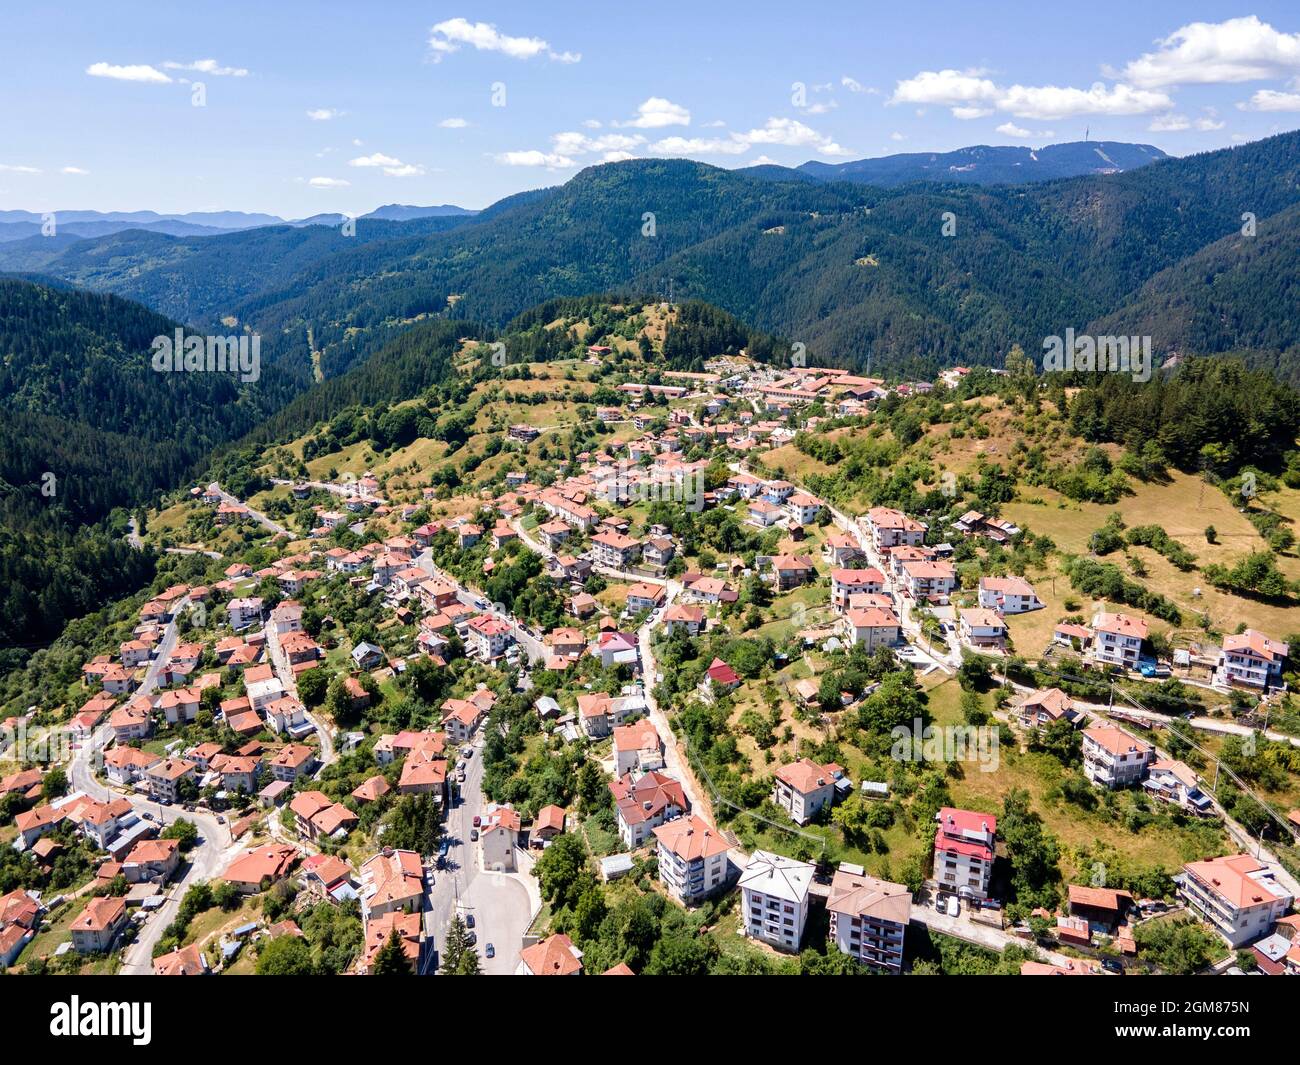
[4,1,1300,216]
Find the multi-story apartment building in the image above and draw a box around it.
[653,815,731,904]
[1179,854,1292,947]
[830,567,886,610]
[933,807,996,900]
[739,850,814,951]
[827,862,911,973]
[899,560,957,603]
[590,530,643,569]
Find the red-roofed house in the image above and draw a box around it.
[934,807,997,900]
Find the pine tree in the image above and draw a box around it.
[442,914,468,973]
[371,928,414,975]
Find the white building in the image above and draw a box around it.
[1091,612,1148,668]
[977,576,1043,614]
[653,815,731,904]
[1082,725,1154,789]
[1179,854,1292,947]
[1217,630,1289,690]
[739,850,814,951]
[934,807,996,900]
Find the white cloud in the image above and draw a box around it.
[996,82,1173,120]
[996,122,1031,138]
[581,119,602,129]
[617,97,691,128]
[801,100,838,115]
[891,68,1171,120]
[841,75,876,94]
[1117,16,1300,89]
[308,176,350,188]
[428,17,579,63]
[495,149,578,168]
[439,117,470,128]
[739,117,849,156]
[1149,114,1191,131]
[701,119,727,128]
[348,152,425,177]
[1239,88,1300,111]
[0,163,41,174]
[86,62,172,84]
[307,108,343,121]
[162,58,248,77]
[890,131,906,141]
[601,150,636,163]
[890,69,999,109]
[649,135,748,156]
[61,166,89,175]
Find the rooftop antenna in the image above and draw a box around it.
[1085,126,1090,142]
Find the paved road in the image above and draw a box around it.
[263,621,336,770]
[67,594,238,973]
[421,742,533,974]
[270,477,382,504]
[213,484,291,538]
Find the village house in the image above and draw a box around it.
[959,607,1008,649]
[831,567,885,610]
[1082,725,1154,789]
[517,932,584,975]
[70,896,128,953]
[611,769,688,849]
[739,850,814,952]
[359,848,425,922]
[1014,688,1077,730]
[866,507,927,551]
[466,614,513,661]
[625,581,666,614]
[770,553,815,591]
[146,757,197,803]
[827,863,910,973]
[773,757,841,824]
[977,575,1043,613]
[1091,611,1148,669]
[662,603,706,636]
[1217,630,1289,690]
[613,718,664,776]
[222,843,299,895]
[122,838,181,884]
[899,560,957,603]
[590,530,643,569]
[698,657,741,701]
[480,803,522,872]
[842,606,901,652]
[290,790,360,842]
[268,743,317,782]
[227,596,264,631]
[1143,759,1213,815]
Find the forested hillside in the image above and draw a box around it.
[6,132,1300,388]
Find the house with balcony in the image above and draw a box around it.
[1216,630,1289,691]
[865,507,926,551]
[1082,725,1154,789]
[959,607,1008,649]
[831,567,886,610]
[610,769,688,849]
[1091,612,1148,669]
[772,757,840,825]
[1144,759,1213,815]
[977,575,1043,613]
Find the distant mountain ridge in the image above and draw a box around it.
[794,140,1168,186]
[0,203,479,243]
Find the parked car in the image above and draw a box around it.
[472,815,481,828]
[464,913,475,929]
[470,828,479,841]
[1100,957,1124,975]
[465,931,476,946]
[485,943,495,959]
[946,895,960,917]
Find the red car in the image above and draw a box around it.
[472,815,481,828]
